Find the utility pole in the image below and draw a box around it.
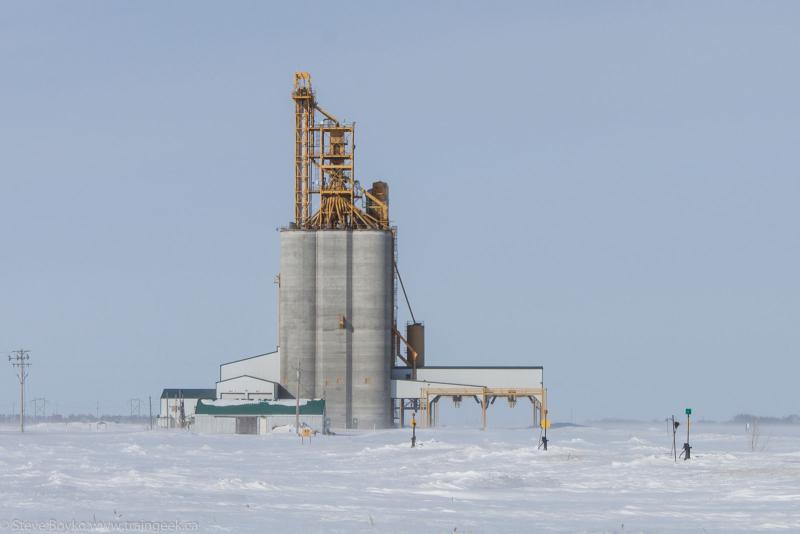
[295,361,301,435]
[149,396,153,430]
[8,350,32,432]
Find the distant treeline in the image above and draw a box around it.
[730,414,800,425]
[0,414,152,424]
[588,415,800,425]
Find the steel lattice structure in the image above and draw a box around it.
[291,72,388,230]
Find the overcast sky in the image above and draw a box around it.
[1,2,798,422]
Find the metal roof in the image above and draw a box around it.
[393,365,544,370]
[195,399,325,416]
[160,388,216,400]
[215,375,279,385]
[220,349,278,367]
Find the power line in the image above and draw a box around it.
[8,349,32,432]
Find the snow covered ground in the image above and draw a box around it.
[1,422,799,533]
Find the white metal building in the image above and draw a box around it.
[160,352,545,432]
[216,351,282,400]
[192,398,325,435]
[158,388,216,428]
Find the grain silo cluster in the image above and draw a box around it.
[160,73,546,434]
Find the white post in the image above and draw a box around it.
[295,362,301,435]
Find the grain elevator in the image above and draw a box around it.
[278,72,396,429]
[165,73,546,435]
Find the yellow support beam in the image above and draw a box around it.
[420,387,546,430]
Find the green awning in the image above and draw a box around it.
[195,399,325,416]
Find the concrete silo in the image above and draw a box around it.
[279,228,393,429]
[348,230,393,428]
[278,230,316,399]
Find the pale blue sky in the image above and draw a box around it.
[1,2,798,421]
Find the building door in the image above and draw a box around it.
[235,417,257,434]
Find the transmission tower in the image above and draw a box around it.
[31,397,47,422]
[129,398,142,418]
[8,350,31,432]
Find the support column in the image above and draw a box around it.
[542,388,547,429]
[425,391,431,428]
[481,389,487,431]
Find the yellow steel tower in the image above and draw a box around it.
[292,72,314,225]
[291,72,389,230]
